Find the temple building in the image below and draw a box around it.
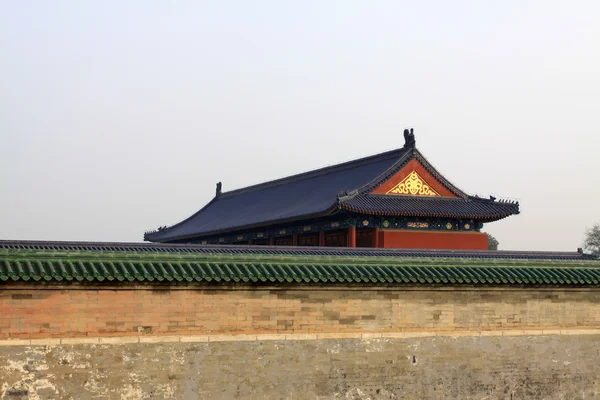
[144,129,519,249]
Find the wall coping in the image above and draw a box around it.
[3,283,600,291]
[1,329,599,347]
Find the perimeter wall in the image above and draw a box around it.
[1,285,600,399]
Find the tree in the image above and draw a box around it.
[584,224,600,256]
[487,234,499,251]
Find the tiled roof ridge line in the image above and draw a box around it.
[337,146,521,220]
[349,148,468,199]
[4,250,598,267]
[351,148,414,196]
[218,147,403,199]
[0,249,590,263]
[414,150,469,199]
[1,240,596,260]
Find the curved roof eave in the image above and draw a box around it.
[146,205,340,243]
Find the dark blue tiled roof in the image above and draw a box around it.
[145,144,519,242]
[146,148,405,241]
[340,194,519,221]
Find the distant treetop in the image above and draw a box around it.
[584,224,600,256]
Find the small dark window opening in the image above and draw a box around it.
[325,230,348,247]
[274,236,293,246]
[298,234,319,247]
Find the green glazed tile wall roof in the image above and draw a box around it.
[2,240,596,260]
[1,241,599,287]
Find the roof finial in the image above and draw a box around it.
[403,128,415,149]
[216,182,222,197]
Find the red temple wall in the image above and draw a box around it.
[378,230,488,250]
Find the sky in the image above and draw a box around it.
[1,1,599,251]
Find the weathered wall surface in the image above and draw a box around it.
[2,286,600,339]
[2,286,600,398]
[1,333,599,400]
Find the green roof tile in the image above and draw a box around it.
[1,247,600,287]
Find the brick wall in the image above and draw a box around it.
[1,285,600,339]
[3,334,600,399]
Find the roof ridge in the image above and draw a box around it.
[219,147,405,198]
[414,150,469,198]
[353,149,414,195]
[351,148,468,199]
[1,240,597,260]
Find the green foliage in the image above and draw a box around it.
[487,234,499,251]
[584,224,600,256]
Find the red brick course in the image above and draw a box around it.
[1,286,599,339]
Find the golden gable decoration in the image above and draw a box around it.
[386,171,440,196]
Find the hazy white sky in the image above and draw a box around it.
[1,1,599,250]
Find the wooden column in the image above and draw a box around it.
[373,228,380,248]
[269,237,275,246]
[348,226,356,248]
[319,231,325,247]
[292,234,298,246]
